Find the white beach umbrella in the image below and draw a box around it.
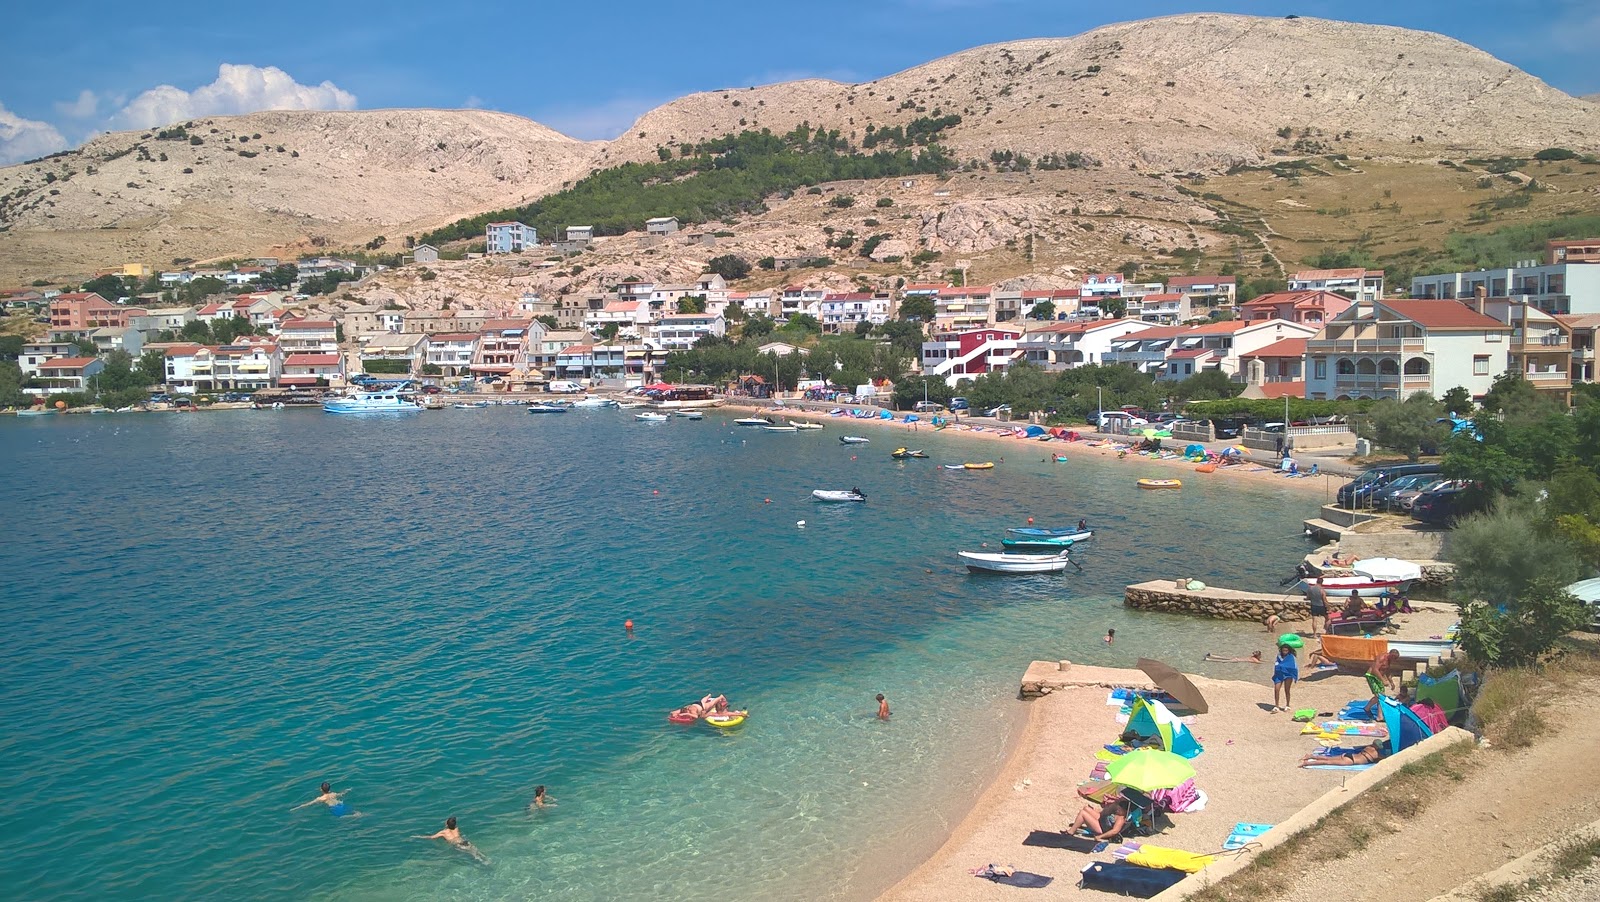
[1351,558,1423,582]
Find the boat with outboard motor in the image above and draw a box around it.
[572,396,620,409]
[812,489,867,503]
[734,416,772,426]
[1006,526,1090,539]
[635,411,670,422]
[839,435,870,444]
[527,401,573,413]
[891,448,929,459]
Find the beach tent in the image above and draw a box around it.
[1377,692,1434,754]
[1414,670,1464,721]
[879,409,894,419]
[1125,697,1203,759]
[1023,425,1047,437]
[1183,443,1207,460]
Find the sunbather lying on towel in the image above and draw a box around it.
[1204,651,1263,663]
[1298,740,1387,767]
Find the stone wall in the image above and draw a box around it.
[1124,580,1308,622]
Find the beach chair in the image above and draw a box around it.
[1119,788,1161,837]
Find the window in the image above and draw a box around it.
[1473,355,1490,376]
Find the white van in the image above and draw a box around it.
[548,380,584,394]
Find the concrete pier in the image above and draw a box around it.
[1124,579,1307,622]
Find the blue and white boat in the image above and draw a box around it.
[1005,527,1093,542]
[572,396,620,409]
[323,387,420,414]
[527,401,573,413]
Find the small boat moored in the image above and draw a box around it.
[635,412,670,422]
[527,401,573,413]
[958,550,1078,574]
[792,421,824,430]
[734,417,772,426]
[812,489,867,503]
[839,435,871,444]
[1302,575,1407,597]
[762,423,800,432]
[572,396,620,409]
[674,410,704,420]
[1006,527,1092,541]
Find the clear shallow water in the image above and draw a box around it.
[0,409,1315,900]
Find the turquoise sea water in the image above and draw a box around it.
[0,409,1317,900]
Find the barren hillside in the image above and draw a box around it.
[601,14,1600,170]
[0,109,598,282]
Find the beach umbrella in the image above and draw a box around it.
[1352,558,1423,583]
[1137,658,1210,714]
[1104,748,1195,792]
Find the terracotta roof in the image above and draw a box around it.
[1135,293,1184,303]
[482,318,535,331]
[557,344,593,354]
[1184,320,1250,334]
[1168,275,1236,289]
[1021,289,1080,299]
[283,353,341,366]
[938,286,993,297]
[280,318,335,329]
[903,282,951,291]
[40,356,99,369]
[1242,337,1308,359]
[51,292,108,303]
[1291,268,1383,281]
[823,292,875,301]
[164,343,206,357]
[1256,381,1306,399]
[1555,313,1600,330]
[1381,300,1509,330]
[1168,348,1215,359]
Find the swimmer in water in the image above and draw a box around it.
[414,816,488,863]
[529,785,556,810]
[1204,651,1264,664]
[292,781,358,817]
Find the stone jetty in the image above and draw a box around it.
[1124,579,1308,622]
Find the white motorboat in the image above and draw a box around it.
[1301,575,1408,597]
[792,421,824,430]
[958,550,1077,574]
[812,489,867,503]
[323,387,421,414]
[674,410,703,419]
[734,417,772,426]
[635,412,670,422]
[839,435,870,444]
[572,396,620,409]
[762,423,799,432]
[452,401,490,409]
[527,401,573,413]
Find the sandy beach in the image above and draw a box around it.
[721,401,1342,500]
[876,604,1458,900]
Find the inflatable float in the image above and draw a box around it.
[963,462,995,470]
[705,712,748,728]
[1138,478,1182,489]
[667,711,699,724]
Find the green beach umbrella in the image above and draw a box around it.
[1104,748,1195,792]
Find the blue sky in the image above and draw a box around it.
[2,0,1595,164]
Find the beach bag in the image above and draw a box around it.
[1079,861,1186,897]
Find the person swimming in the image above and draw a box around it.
[414,816,488,863]
[1204,651,1264,663]
[529,785,556,810]
[292,781,357,817]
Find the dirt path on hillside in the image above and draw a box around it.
[1274,686,1600,902]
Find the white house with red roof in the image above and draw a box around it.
[1016,320,1155,370]
[1305,299,1512,400]
[1125,293,1190,324]
[934,285,994,330]
[163,344,209,392]
[1160,319,1317,380]
[586,300,649,337]
[992,288,1080,323]
[212,340,279,391]
[279,353,343,388]
[28,357,104,395]
[920,326,1022,385]
[278,319,339,356]
[1239,290,1353,326]
[471,319,543,379]
[1288,268,1385,302]
[1239,337,1309,387]
[1080,274,1125,298]
[778,285,827,321]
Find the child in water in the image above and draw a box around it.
[1104,628,1115,646]
[876,693,891,720]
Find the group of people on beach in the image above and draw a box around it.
[291,781,557,865]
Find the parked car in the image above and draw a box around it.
[1208,416,1252,440]
[913,401,944,413]
[421,385,443,394]
[1097,410,1149,431]
[1386,477,1461,513]
[1336,463,1442,508]
[984,404,1012,418]
[1366,473,1441,511]
[1411,486,1473,525]
[147,393,173,404]
[949,397,970,411]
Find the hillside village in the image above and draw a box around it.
[6,230,1598,412]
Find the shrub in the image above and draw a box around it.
[876,197,894,207]
[1534,147,1577,162]
[828,194,856,208]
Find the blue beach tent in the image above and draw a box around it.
[1183,443,1207,460]
[1023,425,1047,437]
[880,409,894,419]
[1377,693,1435,754]
[1125,697,1203,759]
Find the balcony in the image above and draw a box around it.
[1524,370,1571,386]
[1309,337,1427,354]
[1102,350,1168,365]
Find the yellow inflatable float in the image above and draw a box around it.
[1137,478,1182,489]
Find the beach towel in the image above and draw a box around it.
[1223,824,1273,850]
[1023,830,1101,852]
[1148,779,1201,814]
[1301,720,1386,737]
[1113,843,1216,873]
[1079,861,1186,897]
[972,866,1055,888]
[1302,763,1374,771]
[1338,701,1378,722]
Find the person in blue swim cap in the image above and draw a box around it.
[292,781,358,817]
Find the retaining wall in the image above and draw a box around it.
[1124,580,1307,623]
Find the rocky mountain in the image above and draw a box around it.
[3,14,1598,285]
[0,109,596,282]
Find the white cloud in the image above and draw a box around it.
[464,95,486,109]
[0,103,69,166]
[108,64,357,130]
[55,89,99,119]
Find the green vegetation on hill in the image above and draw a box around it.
[1441,213,1600,270]
[421,123,960,246]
